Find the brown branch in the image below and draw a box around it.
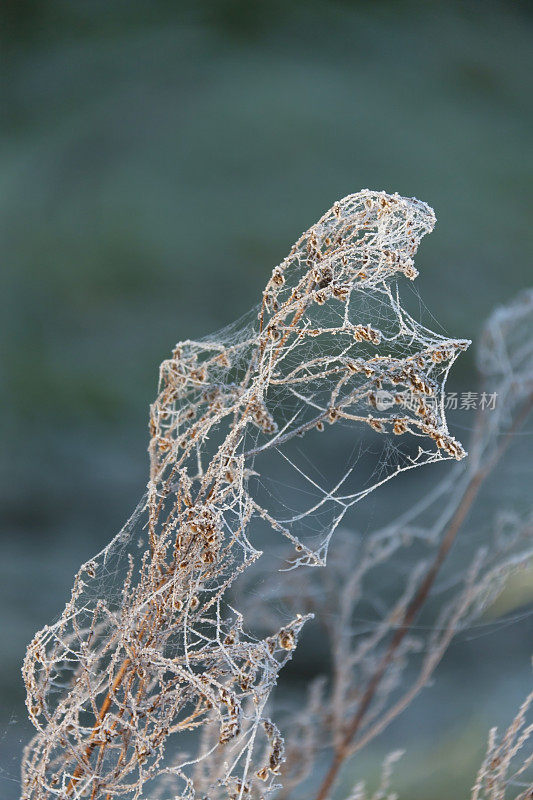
[313,394,533,800]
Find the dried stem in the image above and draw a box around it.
[313,394,533,800]
[21,191,471,799]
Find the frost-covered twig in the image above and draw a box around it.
[247,291,533,800]
[21,191,469,799]
[471,685,533,800]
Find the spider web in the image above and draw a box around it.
[21,191,469,800]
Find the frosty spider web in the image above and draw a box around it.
[21,190,469,800]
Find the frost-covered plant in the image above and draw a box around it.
[21,190,474,799]
[471,686,532,800]
[248,290,533,800]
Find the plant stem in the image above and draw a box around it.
[313,394,533,800]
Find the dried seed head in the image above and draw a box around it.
[278,629,295,650]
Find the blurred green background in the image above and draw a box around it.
[1,1,532,797]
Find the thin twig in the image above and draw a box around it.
[313,394,533,800]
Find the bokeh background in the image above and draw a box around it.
[1,1,532,797]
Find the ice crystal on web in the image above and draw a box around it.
[21,190,468,799]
